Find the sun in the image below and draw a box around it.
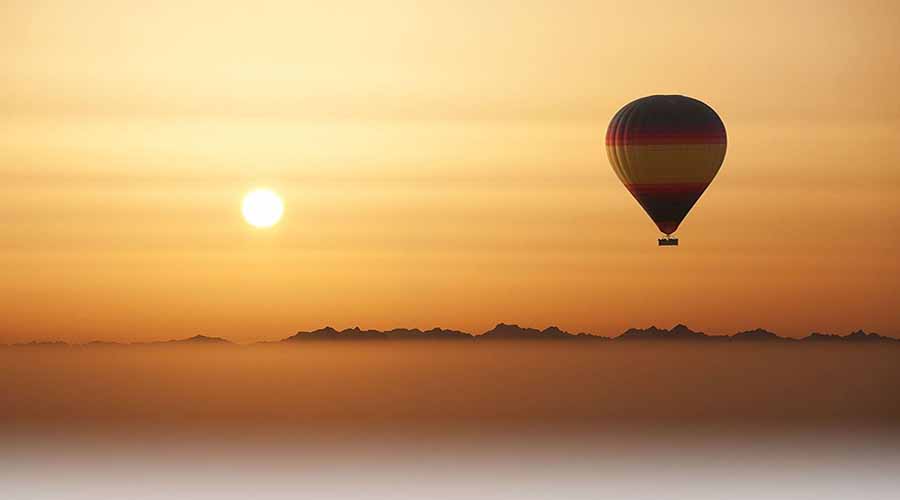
[242,189,284,228]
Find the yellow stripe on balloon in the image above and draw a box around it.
[607,143,726,186]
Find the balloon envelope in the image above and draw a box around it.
[606,95,726,236]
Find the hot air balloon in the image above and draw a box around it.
[606,95,726,246]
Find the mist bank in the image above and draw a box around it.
[3,342,900,438]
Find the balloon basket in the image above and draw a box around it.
[658,237,679,246]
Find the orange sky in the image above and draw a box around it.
[2,0,899,342]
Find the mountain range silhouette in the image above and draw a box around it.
[619,323,709,341]
[731,328,786,341]
[6,324,896,347]
[282,326,471,342]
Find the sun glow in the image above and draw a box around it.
[242,189,284,228]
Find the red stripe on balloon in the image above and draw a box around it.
[625,183,710,195]
[605,133,726,146]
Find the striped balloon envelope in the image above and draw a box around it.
[606,95,726,244]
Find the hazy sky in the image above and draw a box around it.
[2,0,899,342]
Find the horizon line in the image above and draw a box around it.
[4,323,898,347]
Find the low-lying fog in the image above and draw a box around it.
[3,343,899,499]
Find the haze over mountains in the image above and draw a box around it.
[5,324,897,347]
